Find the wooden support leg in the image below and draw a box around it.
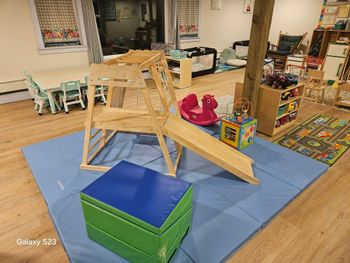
[150,65,169,112]
[141,88,176,175]
[101,129,107,147]
[321,89,325,104]
[333,87,341,106]
[242,0,275,117]
[81,85,98,166]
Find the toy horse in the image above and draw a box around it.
[178,93,220,126]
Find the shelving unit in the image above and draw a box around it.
[165,56,192,89]
[256,83,305,136]
[309,29,350,59]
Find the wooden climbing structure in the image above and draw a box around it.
[81,50,259,185]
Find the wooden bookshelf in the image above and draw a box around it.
[166,56,192,89]
[310,29,350,59]
[256,83,305,136]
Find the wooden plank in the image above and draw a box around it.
[243,0,275,117]
[93,111,166,134]
[162,114,259,184]
[141,87,176,175]
[150,64,170,112]
[102,106,166,116]
[89,64,144,88]
[90,129,101,140]
[81,84,98,165]
[235,82,244,102]
[80,164,111,172]
[87,131,117,164]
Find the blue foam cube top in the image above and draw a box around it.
[81,161,192,228]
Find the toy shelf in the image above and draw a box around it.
[166,56,192,89]
[279,95,302,106]
[273,120,297,135]
[256,83,304,136]
[169,70,180,75]
[277,108,299,120]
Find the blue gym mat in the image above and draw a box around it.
[22,126,328,263]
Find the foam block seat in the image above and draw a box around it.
[80,161,193,263]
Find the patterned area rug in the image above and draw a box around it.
[274,114,350,166]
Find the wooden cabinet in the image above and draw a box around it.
[165,57,192,89]
[323,43,349,81]
[256,83,305,136]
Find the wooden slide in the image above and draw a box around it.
[162,114,259,185]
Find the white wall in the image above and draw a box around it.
[180,0,323,51]
[270,0,323,45]
[0,0,89,92]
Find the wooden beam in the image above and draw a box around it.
[243,0,275,117]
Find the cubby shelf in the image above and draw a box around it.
[256,83,304,136]
[166,56,192,89]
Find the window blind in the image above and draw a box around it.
[178,0,199,39]
[34,0,81,47]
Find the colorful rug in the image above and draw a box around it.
[274,114,350,166]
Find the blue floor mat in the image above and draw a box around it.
[22,130,328,263]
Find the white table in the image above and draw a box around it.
[31,66,89,114]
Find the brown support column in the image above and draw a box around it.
[243,0,275,117]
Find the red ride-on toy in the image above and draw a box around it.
[178,93,220,126]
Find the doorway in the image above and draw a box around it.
[93,0,165,55]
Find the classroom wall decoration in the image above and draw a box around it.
[211,0,222,10]
[318,0,350,29]
[338,4,350,17]
[243,0,252,13]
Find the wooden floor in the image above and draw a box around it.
[0,69,349,263]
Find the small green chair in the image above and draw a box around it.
[81,76,107,104]
[59,80,86,114]
[24,72,61,115]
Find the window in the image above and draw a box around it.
[178,0,199,39]
[29,0,87,53]
[93,0,165,56]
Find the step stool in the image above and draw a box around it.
[80,161,193,263]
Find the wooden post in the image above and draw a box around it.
[243,0,275,117]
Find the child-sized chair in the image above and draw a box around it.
[59,80,85,113]
[81,76,107,104]
[24,72,61,115]
[303,69,326,103]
